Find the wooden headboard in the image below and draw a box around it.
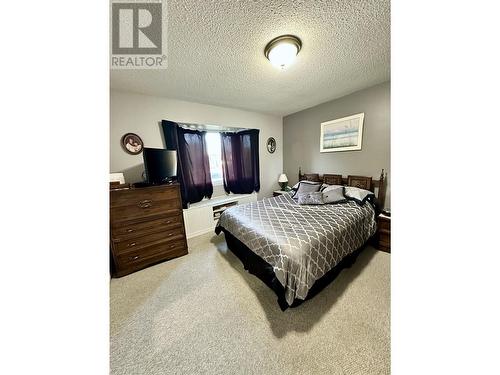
[298,168,387,208]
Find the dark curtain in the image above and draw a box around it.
[161,120,213,208]
[221,129,260,194]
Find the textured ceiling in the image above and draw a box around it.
[110,0,390,116]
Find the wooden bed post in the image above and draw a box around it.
[298,166,302,181]
[378,169,386,209]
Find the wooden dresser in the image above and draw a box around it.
[376,213,391,253]
[110,183,188,277]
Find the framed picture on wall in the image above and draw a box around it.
[320,113,364,152]
[266,137,276,153]
[121,133,144,155]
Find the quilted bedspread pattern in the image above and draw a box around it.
[216,193,377,306]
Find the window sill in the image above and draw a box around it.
[184,192,257,210]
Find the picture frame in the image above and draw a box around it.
[320,113,364,152]
[266,137,276,153]
[121,133,144,155]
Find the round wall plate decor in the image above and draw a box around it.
[121,133,144,155]
[266,137,276,153]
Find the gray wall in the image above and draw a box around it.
[283,81,390,208]
[110,90,283,200]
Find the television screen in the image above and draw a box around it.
[143,148,177,184]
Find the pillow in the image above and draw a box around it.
[294,182,340,192]
[291,181,321,198]
[322,184,343,192]
[291,180,320,191]
[297,192,324,205]
[319,183,331,192]
[343,186,375,206]
[322,185,347,204]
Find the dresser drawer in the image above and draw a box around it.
[113,227,185,253]
[110,186,179,208]
[378,218,390,231]
[379,231,390,244]
[111,214,183,241]
[110,198,181,222]
[378,230,390,251]
[115,240,187,271]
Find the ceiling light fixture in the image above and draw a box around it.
[264,35,302,70]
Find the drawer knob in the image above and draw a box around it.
[130,255,139,261]
[169,244,175,249]
[127,242,136,247]
[138,199,152,208]
[165,220,172,224]
[126,229,133,233]
[168,233,173,237]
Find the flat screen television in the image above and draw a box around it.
[142,148,177,184]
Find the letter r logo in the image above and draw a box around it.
[112,2,162,54]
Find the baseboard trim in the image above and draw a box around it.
[186,226,217,239]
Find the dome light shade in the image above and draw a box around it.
[264,35,302,69]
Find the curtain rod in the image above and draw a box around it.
[177,122,252,133]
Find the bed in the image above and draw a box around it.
[215,170,386,310]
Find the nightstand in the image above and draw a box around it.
[376,213,391,252]
[273,190,288,197]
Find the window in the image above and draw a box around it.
[205,132,223,185]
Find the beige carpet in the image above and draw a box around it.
[110,233,390,375]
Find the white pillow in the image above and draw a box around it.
[343,186,375,205]
[322,185,346,204]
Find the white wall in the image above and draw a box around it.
[110,90,283,200]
